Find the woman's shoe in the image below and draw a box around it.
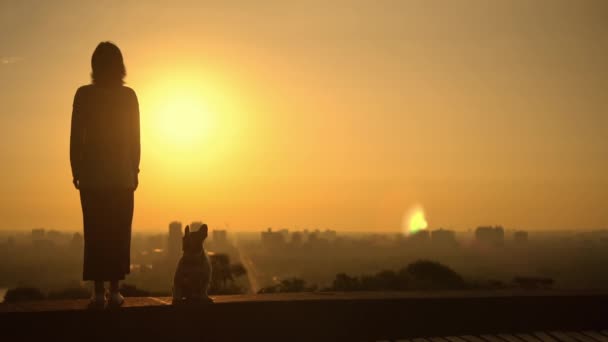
[107,291,125,308]
[87,293,105,310]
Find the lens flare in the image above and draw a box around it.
[402,205,428,236]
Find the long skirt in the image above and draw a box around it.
[79,189,134,281]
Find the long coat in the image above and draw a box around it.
[70,84,140,189]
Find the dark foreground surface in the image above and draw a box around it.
[1,291,607,341]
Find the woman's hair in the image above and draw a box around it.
[91,41,126,86]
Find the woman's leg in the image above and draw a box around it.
[105,189,134,281]
[88,280,105,308]
[109,280,119,293]
[108,279,124,306]
[94,280,105,295]
[81,190,109,281]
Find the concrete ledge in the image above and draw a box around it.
[1,291,608,341]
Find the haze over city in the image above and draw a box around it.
[1,0,606,232]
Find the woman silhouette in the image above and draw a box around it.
[70,42,140,308]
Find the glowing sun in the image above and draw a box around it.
[140,69,241,171]
[403,205,428,235]
[151,88,216,149]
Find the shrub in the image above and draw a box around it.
[4,287,46,303]
[404,260,465,290]
[330,260,465,292]
[258,277,316,294]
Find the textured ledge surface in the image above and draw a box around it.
[1,291,607,341]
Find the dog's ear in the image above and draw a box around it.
[201,224,208,237]
[184,225,190,236]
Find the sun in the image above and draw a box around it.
[139,68,243,175]
[402,205,428,236]
[154,91,214,148]
[145,81,219,159]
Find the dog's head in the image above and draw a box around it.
[182,224,208,254]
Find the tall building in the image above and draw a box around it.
[307,230,321,244]
[475,226,505,247]
[261,228,286,249]
[278,229,289,241]
[31,228,45,241]
[190,221,204,232]
[168,221,183,261]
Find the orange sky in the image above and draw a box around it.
[0,1,606,232]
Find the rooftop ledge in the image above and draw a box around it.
[1,291,607,341]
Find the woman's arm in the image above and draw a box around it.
[69,88,84,189]
[130,89,141,189]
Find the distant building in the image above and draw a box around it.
[308,230,320,243]
[213,230,228,245]
[31,228,45,241]
[431,228,457,246]
[70,232,84,251]
[475,226,505,246]
[31,228,54,249]
[321,229,337,241]
[47,230,62,241]
[168,221,183,261]
[305,229,332,248]
[190,221,204,232]
[278,229,289,241]
[261,228,286,249]
[513,230,529,243]
[291,231,303,245]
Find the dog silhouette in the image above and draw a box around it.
[172,224,212,304]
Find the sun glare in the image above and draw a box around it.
[139,68,244,180]
[157,94,212,147]
[149,87,216,150]
[403,205,428,235]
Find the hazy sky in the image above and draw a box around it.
[1,0,606,232]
